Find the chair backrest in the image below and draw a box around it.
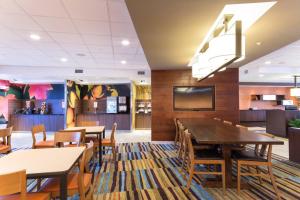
[223,120,233,125]
[54,131,82,147]
[185,130,195,165]
[78,141,94,200]
[213,117,222,121]
[31,124,46,142]
[174,118,179,142]
[110,123,117,143]
[178,122,185,143]
[0,170,27,199]
[0,126,13,146]
[255,133,274,162]
[80,121,99,127]
[59,129,86,144]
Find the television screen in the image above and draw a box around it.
[173,86,215,111]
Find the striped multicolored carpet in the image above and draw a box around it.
[93,143,300,200]
[2,143,300,199]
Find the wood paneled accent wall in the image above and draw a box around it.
[151,68,239,141]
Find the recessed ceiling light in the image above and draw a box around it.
[60,58,68,62]
[121,39,130,46]
[256,41,262,46]
[121,60,127,64]
[259,74,264,77]
[264,61,271,65]
[30,34,41,41]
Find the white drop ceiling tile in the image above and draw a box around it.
[0,0,25,14]
[108,0,131,22]
[48,32,84,44]
[33,16,77,33]
[81,35,112,46]
[32,42,63,51]
[73,58,96,66]
[114,53,135,60]
[112,37,138,48]
[73,20,110,35]
[114,46,137,54]
[94,59,115,66]
[111,22,137,37]
[42,50,69,58]
[14,30,54,42]
[0,13,42,31]
[87,45,113,54]
[61,44,90,55]
[16,0,68,18]
[92,53,113,60]
[0,28,23,41]
[62,0,108,21]
[136,47,145,55]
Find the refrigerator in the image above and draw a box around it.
[106,97,118,113]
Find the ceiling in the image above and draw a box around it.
[126,0,300,72]
[0,0,150,84]
[240,39,300,83]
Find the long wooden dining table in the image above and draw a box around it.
[179,118,284,188]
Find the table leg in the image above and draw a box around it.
[222,145,232,187]
[99,130,103,165]
[102,129,106,155]
[60,174,68,200]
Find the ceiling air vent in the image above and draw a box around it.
[75,69,84,74]
[137,71,145,75]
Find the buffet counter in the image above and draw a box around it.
[10,114,64,131]
[76,113,131,130]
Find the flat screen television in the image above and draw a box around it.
[173,86,215,111]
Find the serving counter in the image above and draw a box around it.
[10,114,64,131]
[76,113,131,130]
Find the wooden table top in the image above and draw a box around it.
[179,118,284,145]
[0,147,85,176]
[65,126,105,133]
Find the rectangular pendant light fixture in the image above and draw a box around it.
[190,1,277,81]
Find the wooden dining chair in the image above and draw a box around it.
[213,117,222,121]
[177,122,185,159]
[31,124,55,149]
[230,124,249,151]
[174,118,180,146]
[59,129,86,145]
[0,126,13,154]
[54,131,83,147]
[0,170,50,200]
[223,120,233,125]
[80,121,100,144]
[40,141,94,200]
[183,130,226,193]
[101,123,117,161]
[232,134,281,199]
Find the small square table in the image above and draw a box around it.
[65,126,105,164]
[0,147,85,200]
